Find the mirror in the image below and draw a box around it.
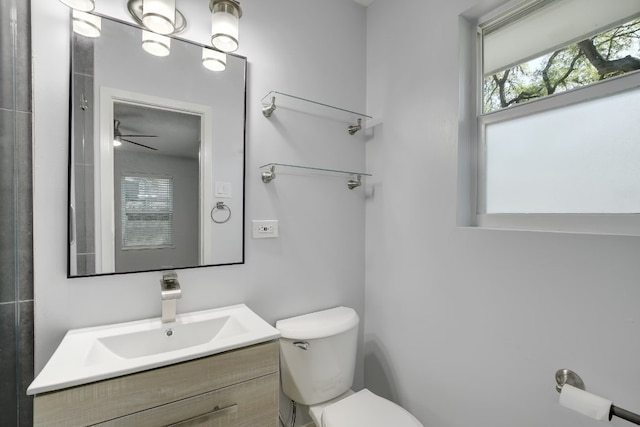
[69,14,246,277]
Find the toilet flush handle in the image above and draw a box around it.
[293,341,310,350]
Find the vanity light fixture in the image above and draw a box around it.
[72,10,102,38]
[210,0,242,53]
[202,48,227,71]
[127,0,186,58]
[127,0,187,35]
[142,0,176,35]
[59,0,95,12]
[142,30,171,57]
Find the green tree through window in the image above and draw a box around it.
[484,18,640,113]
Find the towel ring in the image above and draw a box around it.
[210,202,231,224]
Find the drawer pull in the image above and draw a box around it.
[169,403,238,426]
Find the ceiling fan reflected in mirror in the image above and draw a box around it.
[113,119,158,150]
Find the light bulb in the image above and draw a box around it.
[202,48,226,71]
[142,30,171,57]
[72,10,101,38]
[59,0,95,12]
[210,0,242,53]
[142,0,176,35]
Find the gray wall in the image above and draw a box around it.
[0,0,33,425]
[364,1,640,427]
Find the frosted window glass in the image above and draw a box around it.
[485,88,640,213]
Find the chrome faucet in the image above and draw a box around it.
[160,271,181,323]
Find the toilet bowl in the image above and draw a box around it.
[276,307,424,427]
[313,388,423,427]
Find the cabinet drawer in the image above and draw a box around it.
[97,373,279,427]
[34,341,279,426]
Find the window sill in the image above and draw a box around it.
[121,245,176,251]
[474,213,640,236]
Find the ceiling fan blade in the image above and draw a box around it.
[122,138,158,150]
[120,134,158,138]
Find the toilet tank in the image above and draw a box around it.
[276,307,359,405]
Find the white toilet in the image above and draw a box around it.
[276,306,424,427]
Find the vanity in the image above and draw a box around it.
[29,305,281,426]
[33,341,279,426]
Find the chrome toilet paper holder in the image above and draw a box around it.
[554,369,585,392]
[555,368,640,425]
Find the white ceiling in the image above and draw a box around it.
[353,0,375,6]
[114,102,201,159]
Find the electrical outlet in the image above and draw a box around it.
[252,220,279,239]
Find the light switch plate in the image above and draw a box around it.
[215,181,232,198]
[252,220,279,239]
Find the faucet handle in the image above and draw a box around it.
[160,271,182,299]
[162,271,179,285]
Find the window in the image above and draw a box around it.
[476,0,640,233]
[121,174,174,249]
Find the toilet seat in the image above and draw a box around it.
[321,389,424,427]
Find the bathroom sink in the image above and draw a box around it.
[89,315,243,361]
[27,304,280,395]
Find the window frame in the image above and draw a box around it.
[473,1,640,235]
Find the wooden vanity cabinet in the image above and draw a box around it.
[33,340,280,426]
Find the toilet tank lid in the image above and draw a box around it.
[276,306,359,340]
